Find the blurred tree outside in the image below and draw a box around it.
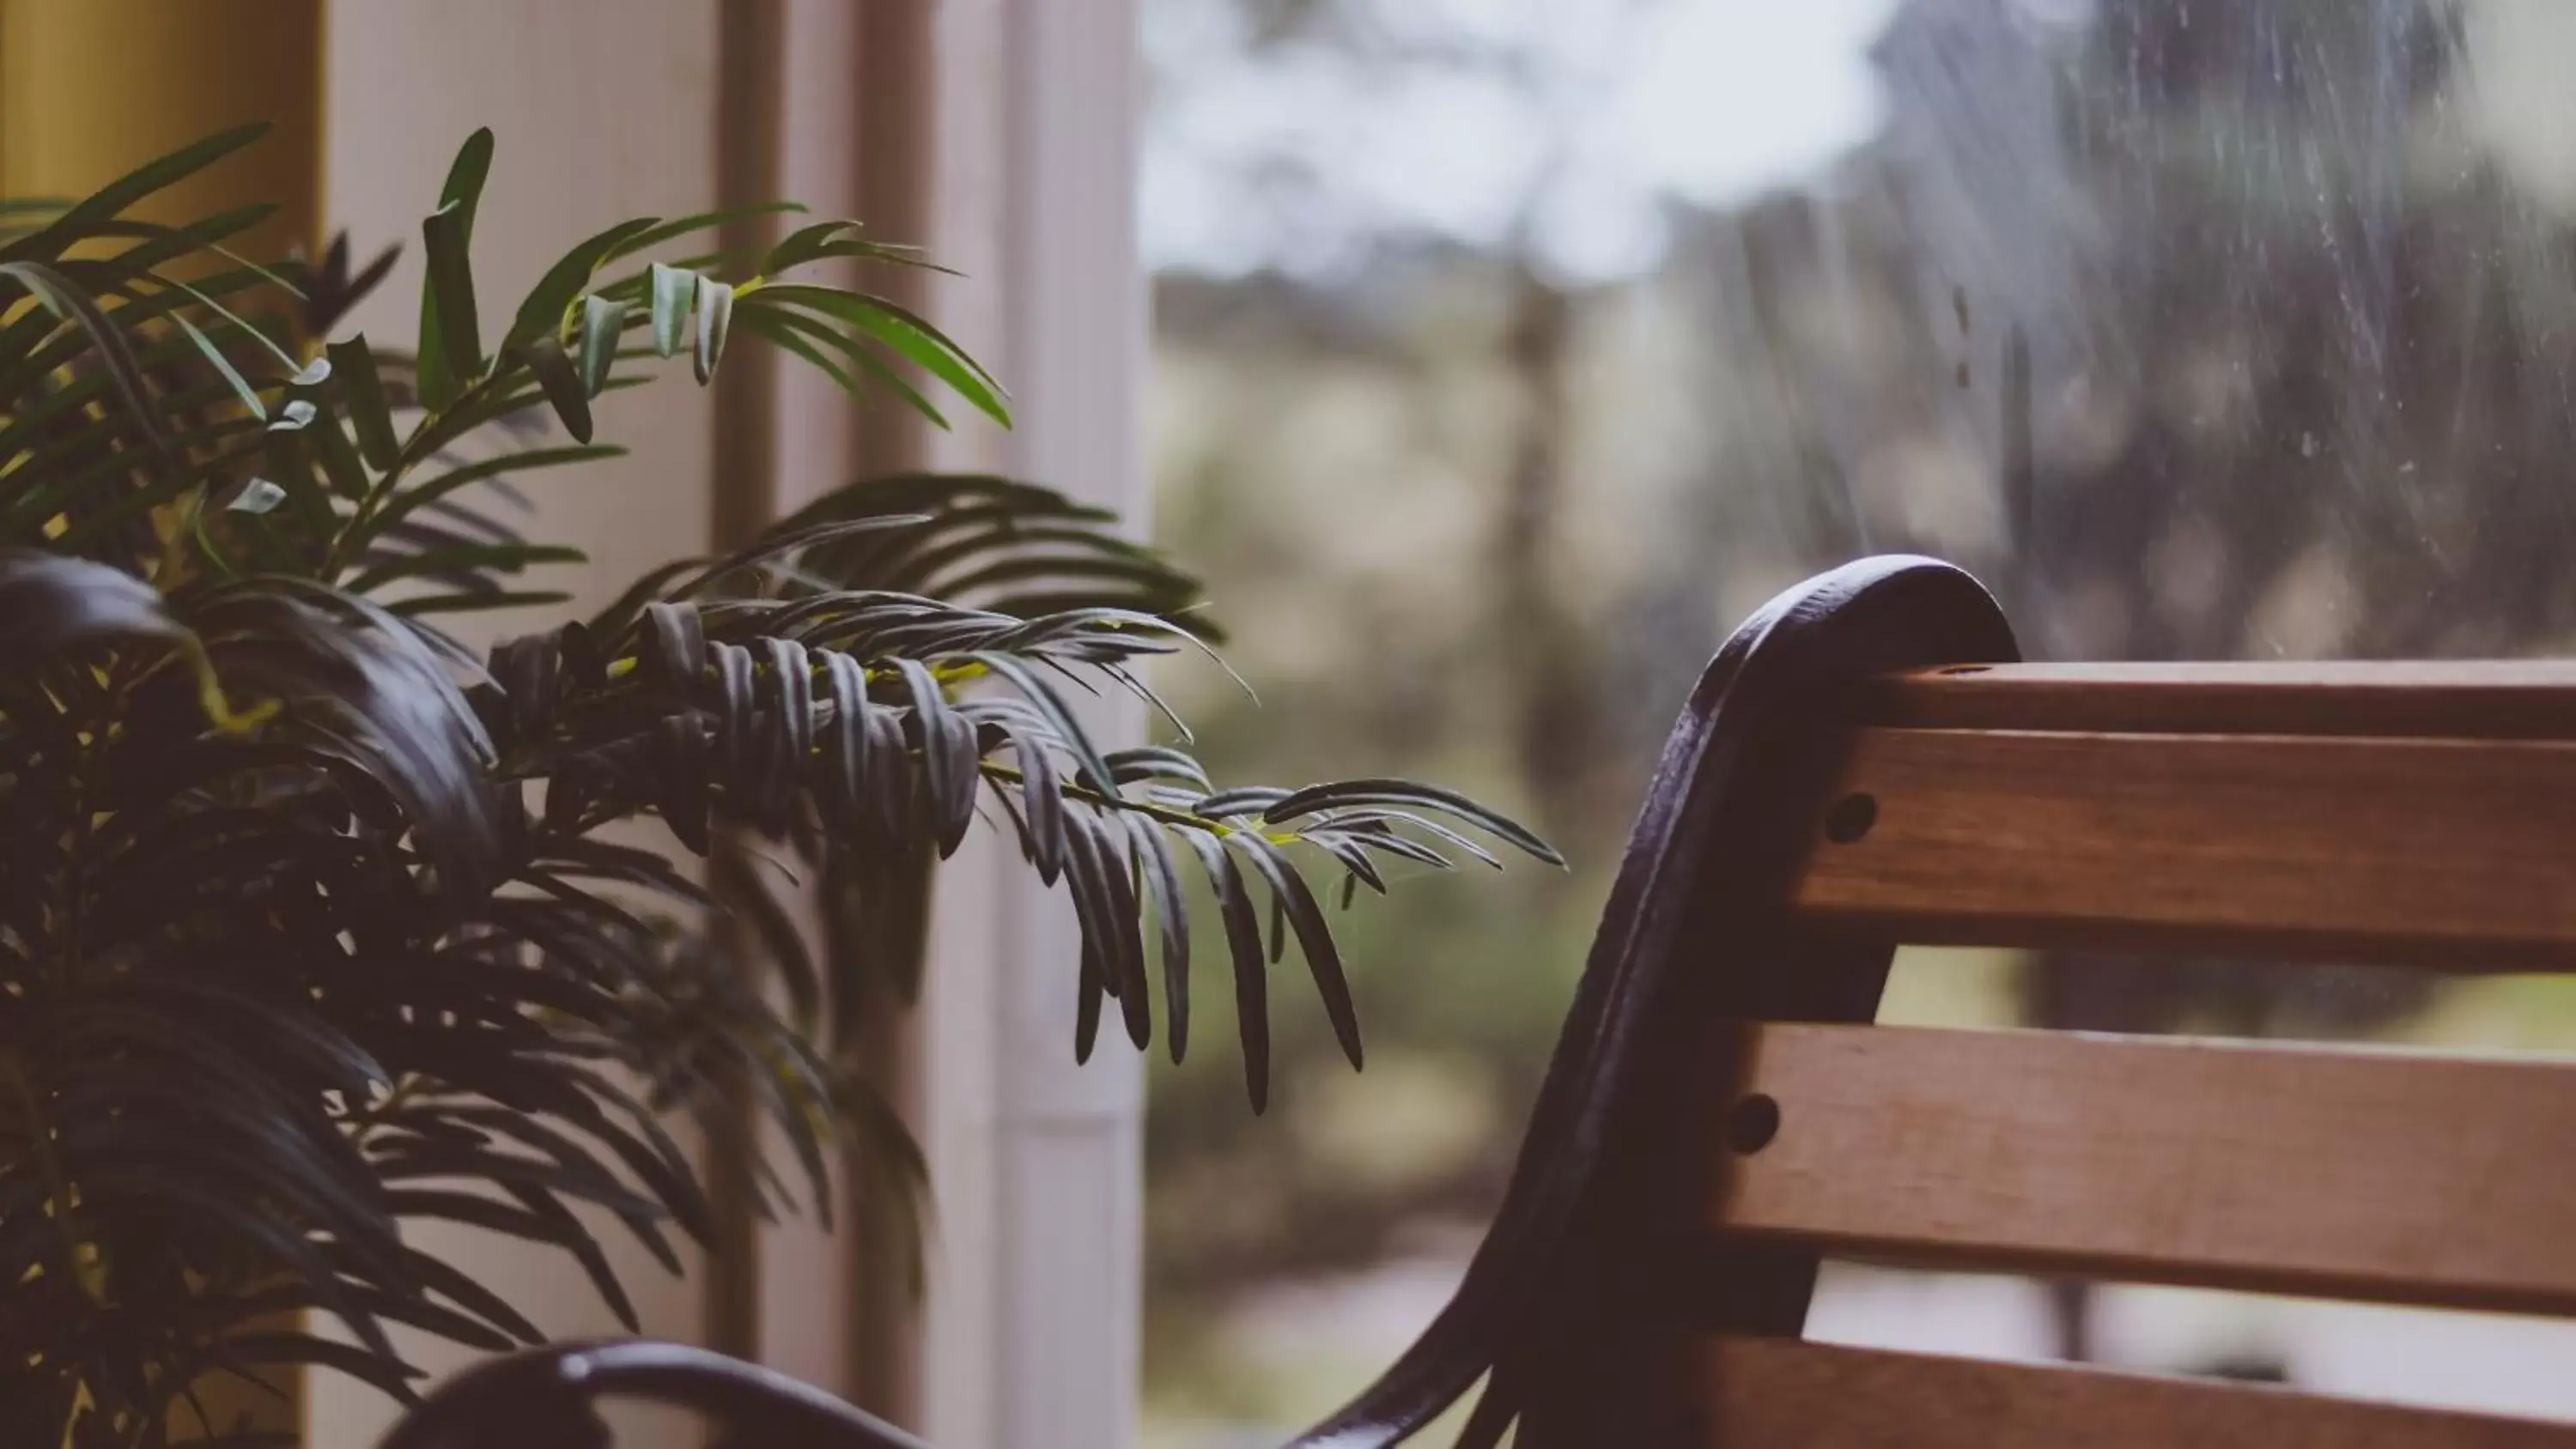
[1142,0,2576,1437]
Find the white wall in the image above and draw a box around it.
[313,4,1149,1444]
[314,3,721,1444]
[911,3,1149,1445]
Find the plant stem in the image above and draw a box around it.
[3,1052,101,1305]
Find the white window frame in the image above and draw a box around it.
[316,3,1148,1446]
[910,5,1151,1446]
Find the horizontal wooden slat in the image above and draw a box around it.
[1789,727,2576,965]
[1689,1337,2576,1447]
[1710,1024,2576,1317]
[1852,661,2576,740]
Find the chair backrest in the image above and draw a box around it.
[1294,557,2576,1449]
[1680,658,2576,1447]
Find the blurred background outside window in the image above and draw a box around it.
[1139,1,2576,1442]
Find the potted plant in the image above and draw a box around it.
[0,126,1555,1446]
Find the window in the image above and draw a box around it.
[1143,1,2576,1439]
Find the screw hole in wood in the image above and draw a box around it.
[1823,791,1877,843]
[1727,1094,1781,1155]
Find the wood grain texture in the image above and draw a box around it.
[1853,661,2576,740]
[1708,1022,2576,1316]
[1789,726,2576,965]
[1687,1337,2576,1447]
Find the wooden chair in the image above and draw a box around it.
[1294,555,2576,1447]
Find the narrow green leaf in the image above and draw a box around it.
[386,589,574,616]
[259,426,338,540]
[0,259,173,458]
[59,203,280,288]
[647,263,691,357]
[520,336,592,443]
[1090,811,1151,1050]
[892,658,977,857]
[1338,820,1457,871]
[854,288,1006,389]
[250,1278,518,1356]
[639,599,708,698]
[651,515,931,608]
[713,848,820,1034]
[1108,746,1214,792]
[437,128,499,221]
[227,479,287,515]
[1194,786,1293,819]
[759,283,1010,426]
[15,121,270,255]
[692,274,733,384]
[710,639,755,784]
[415,128,495,411]
[387,1242,547,1346]
[762,220,855,275]
[964,650,1115,798]
[327,335,400,469]
[1180,829,1270,1113]
[763,634,817,778]
[734,297,951,427]
[1127,815,1192,1064]
[419,200,483,409]
[578,294,629,397]
[996,719,1066,885]
[505,1184,641,1332]
[1310,833,1388,898]
[307,402,372,501]
[1230,832,1362,1070]
[158,270,307,375]
[357,443,625,543]
[766,234,962,276]
[600,200,806,264]
[507,215,660,344]
[33,428,268,553]
[1058,810,1121,1063]
[732,301,858,392]
[1261,779,1564,866]
[172,312,264,420]
[222,1331,425,1406]
[345,542,585,595]
[817,651,871,828]
[654,713,712,853]
[1323,809,1501,869]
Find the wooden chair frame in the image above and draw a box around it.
[1295,555,2576,1446]
[1293,555,2020,1446]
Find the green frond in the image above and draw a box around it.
[0,124,1554,1437]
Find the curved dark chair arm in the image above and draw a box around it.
[1288,555,2017,1447]
[376,1340,933,1449]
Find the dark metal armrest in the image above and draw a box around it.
[375,1339,932,1449]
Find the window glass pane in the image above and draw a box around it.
[1142,3,2576,1439]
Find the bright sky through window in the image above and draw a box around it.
[1145,0,1906,282]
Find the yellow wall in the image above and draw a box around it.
[0,0,322,262]
[2,7,325,1434]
